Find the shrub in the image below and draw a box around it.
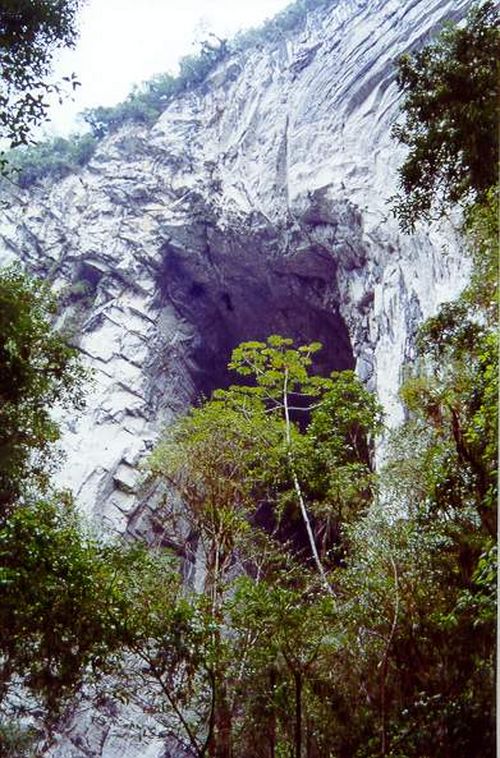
[7,132,97,188]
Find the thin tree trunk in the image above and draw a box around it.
[282,368,333,595]
[378,555,399,757]
[294,670,302,758]
[269,667,277,758]
[214,680,232,758]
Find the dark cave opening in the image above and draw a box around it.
[157,243,355,402]
[146,238,362,572]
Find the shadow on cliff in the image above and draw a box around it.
[154,215,356,400]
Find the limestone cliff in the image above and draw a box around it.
[1,1,470,533]
[0,0,479,754]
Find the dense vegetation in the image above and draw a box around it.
[0,268,156,753]
[0,1,496,755]
[391,0,499,229]
[0,268,85,510]
[6,133,97,189]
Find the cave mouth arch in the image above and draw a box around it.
[135,234,359,560]
[157,243,355,402]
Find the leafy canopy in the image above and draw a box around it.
[392,1,499,228]
[120,337,382,756]
[0,497,146,716]
[7,132,97,188]
[0,267,85,512]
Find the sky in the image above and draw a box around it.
[46,0,291,136]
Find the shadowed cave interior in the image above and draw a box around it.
[147,235,359,564]
[157,241,355,400]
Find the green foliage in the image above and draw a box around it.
[0,495,152,723]
[0,266,85,511]
[118,573,225,756]
[0,0,83,156]
[229,573,339,758]
[0,498,180,750]
[177,37,229,90]
[463,189,498,322]
[104,304,494,756]
[233,0,332,48]
[82,73,180,137]
[392,1,500,228]
[137,336,382,754]
[305,370,383,536]
[152,336,382,570]
[83,39,229,139]
[381,51,498,747]
[6,133,97,187]
[0,721,38,757]
[336,498,496,757]
[395,241,498,537]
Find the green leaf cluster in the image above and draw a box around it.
[0,267,159,748]
[0,266,85,511]
[134,336,382,754]
[82,40,229,140]
[392,1,499,229]
[6,133,97,188]
[0,497,136,714]
[0,0,83,153]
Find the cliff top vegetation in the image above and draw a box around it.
[4,0,335,187]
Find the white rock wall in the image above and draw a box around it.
[0,0,471,529]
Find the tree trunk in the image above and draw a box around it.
[282,368,333,595]
[269,667,277,758]
[213,682,232,758]
[294,670,302,758]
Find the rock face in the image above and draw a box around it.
[1,0,472,532]
[0,0,472,751]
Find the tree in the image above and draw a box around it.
[391,1,499,229]
[375,189,498,755]
[380,7,498,749]
[134,337,382,755]
[147,396,286,756]
[226,336,382,585]
[0,495,159,750]
[0,0,83,154]
[0,264,166,735]
[302,369,382,557]
[229,573,338,758]
[330,498,496,758]
[0,268,163,751]
[0,267,85,512]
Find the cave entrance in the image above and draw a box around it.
[157,244,355,402]
[148,237,359,572]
